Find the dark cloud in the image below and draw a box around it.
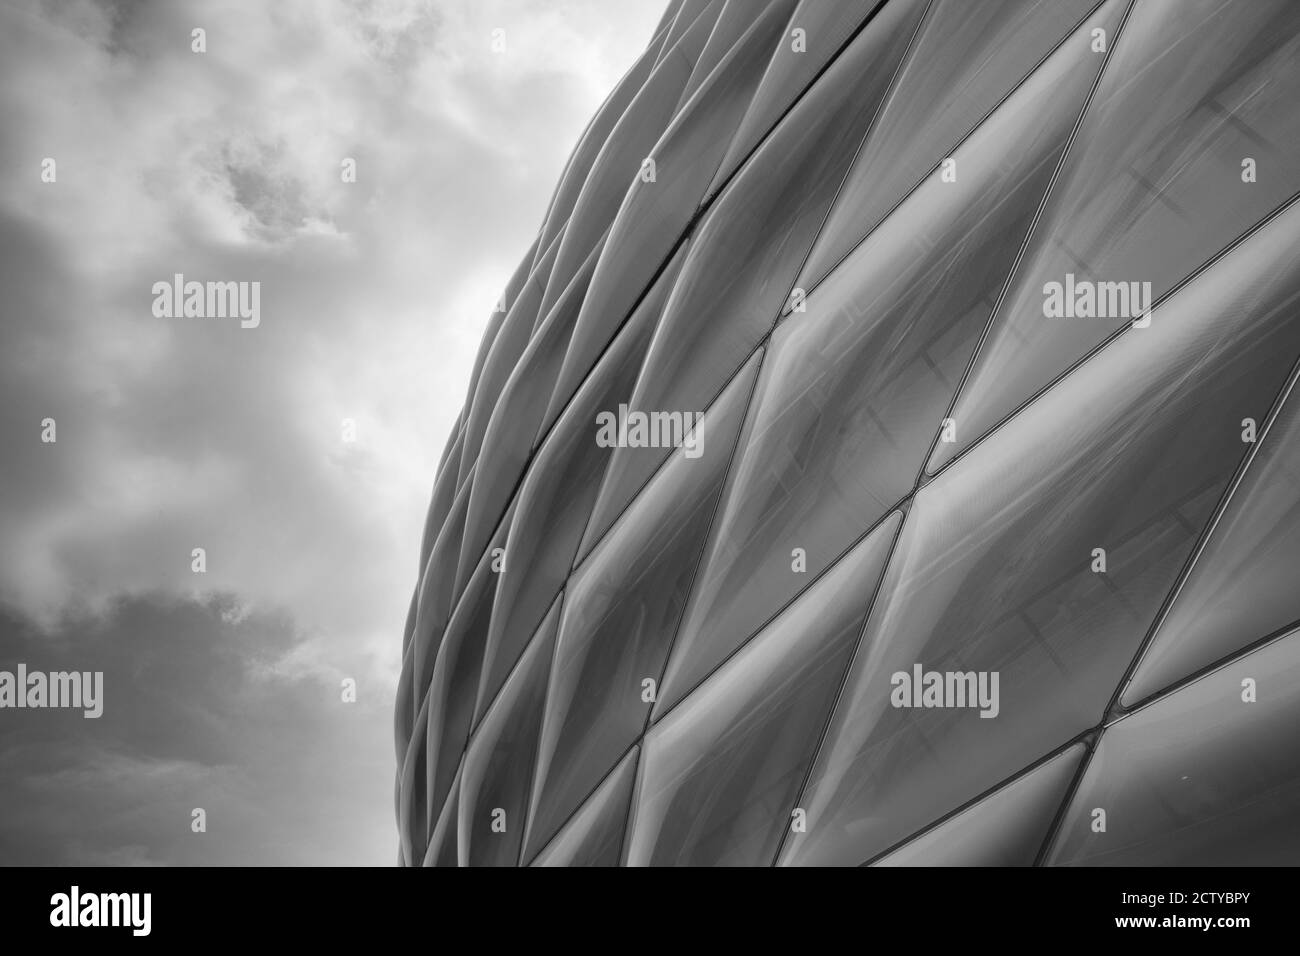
[0,0,661,864]
[0,592,393,865]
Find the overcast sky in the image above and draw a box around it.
[0,0,663,866]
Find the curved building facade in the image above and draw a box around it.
[397,0,1300,866]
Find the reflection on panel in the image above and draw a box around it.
[417,423,464,580]
[652,0,719,72]
[473,246,686,724]
[872,744,1084,867]
[522,353,760,861]
[458,236,560,490]
[534,1,713,324]
[426,529,525,821]
[468,236,537,407]
[545,0,793,432]
[409,472,474,724]
[456,233,605,593]
[659,24,1104,710]
[423,763,462,868]
[1048,631,1300,865]
[801,0,1105,290]
[1123,384,1300,705]
[580,0,929,556]
[530,748,640,867]
[400,0,1300,867]
[781,200,1300,866]
[932,0,1300,473]
[457,617,556,867]
[709,0,888,194]
[629,513,898,866]
[397,692,431,866]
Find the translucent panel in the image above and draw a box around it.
[1123,381,1300,705]
[457,235,560,490]
[467,236,538,408]
[472,249,686,725]
[541,0,792,437]
[653,0,718,70]
[659,34,1098,711]
[535,5,712,323]
[779,199,1300,867]
[422,764,461,868]
[536,132,589,274]
[434,416,460,481]
[416,424,464,578]
[398,585,418,672]
[457,617,556,867]
[397,692,431,866]
[455,233,606,592]
[533,32,665,264]
[531,231,602,333]
[628,513,899,867]
[653,0,686,41]
[530,747,639,868]
[872,744,1084,867]
[521,353,761,861]
[432,412,463,480]
[1046,630,1300,865]
[394,626,416,761]
[578,0,928,556]
[931,0,1300,474]
[425,522,524,820]
[409,472,473,723]
[799,0,1105,290]
[677,0,789,110]
[709,0,889,194]
[433,410,462,489]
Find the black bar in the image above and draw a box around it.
[0,866,1283,944]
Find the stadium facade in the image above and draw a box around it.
[397,0,1300,866]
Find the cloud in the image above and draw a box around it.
[0,0,663,863]
[0,593,394,865]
